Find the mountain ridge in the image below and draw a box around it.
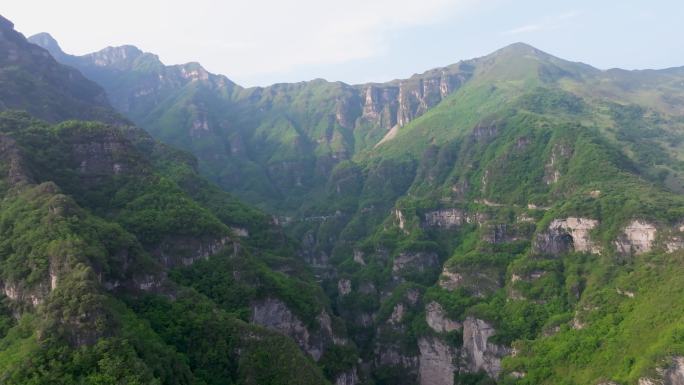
[33,32,681,88]
[0,17,357,385]
[2,14,684,385]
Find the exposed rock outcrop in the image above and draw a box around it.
[544,143,572,185]
[359,68,471,130]
[665,356,684,385]
[395,209,408,231]
[641,356,684,385]
[375,345,419,373]
[482,223,535,244]
[353,249,366,265]
[666,236,684,253]
[419,337,458,385]
[389,303,407,325]
[534,217,600,255]
[425,301,461,333]
[0,134,32,185]
[154,236,232,268]
[230,226,249,237]
[250,297,335,361]
[69,130,134,178]
[392,252,439,277]
[615,220,657,255]
[461,317,511,378]
[1,280,49,307]
[423,209,486,229]
[335,368,360,385]
[338,278,352,296]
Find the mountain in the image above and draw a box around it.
[0,15,362,385]
[18,17,684,385]
[31,31,475,211]
[0,17,120,123]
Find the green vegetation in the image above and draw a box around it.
[6,16,684,385]
[0,109,334,384]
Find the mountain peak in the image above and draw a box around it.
[28,32,65,57]
[84,45,147,69]
[490,42,553,60]
[501,41,539,51]
[0,14,14,31]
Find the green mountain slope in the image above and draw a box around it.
[23,17,684,385]
[295,43,684,385]
[30,32,474,212]
[0,17,118,123]
[0,16,361,385]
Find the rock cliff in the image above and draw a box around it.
[615,220,658,255]
[250,297,337,361]
[418,337,458,385]
[461,317,511,378]
[535,217,600,255]
[425,301,461,333]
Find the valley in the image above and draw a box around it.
[1,11,684,385]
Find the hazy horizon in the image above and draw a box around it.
[4,0,683,86]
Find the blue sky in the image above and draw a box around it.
[4,0,683,86]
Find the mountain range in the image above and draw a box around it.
[0,12,684,385]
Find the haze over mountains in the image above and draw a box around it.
[1,12,684,385]
[29,31,684,212]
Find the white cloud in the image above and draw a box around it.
[3,0,475,84]
[503,10,580,35]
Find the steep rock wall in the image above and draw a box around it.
[534,217,600,255]
[461,317,511,378]
[250,297,336,361]
[418,337,458,385]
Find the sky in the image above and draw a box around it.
[3,0,684,87]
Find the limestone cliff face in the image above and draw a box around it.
[375,345,419,376]
[392,251,440,278]
[665,356,684,385]
[639,356,684,385]
[0,134,31,185]
[334,368,360,385]
[461,317,511,378]
[250,297,337,361]
[358,67,471,130]
[394,208,408,231]
[418,337,458,385]
[425,301,461,333]
[338,278,352,296]
[482,223,535,244]
[423,208,466,229]
[614,220,657,255]
[423,208,486,229]
[153,236,233,268]
[1,278,51,308]
[372,288,422,383]
[544,143,573,185]
[360,85,399,129]
[534,217,600,255]
[63,127,142,183]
